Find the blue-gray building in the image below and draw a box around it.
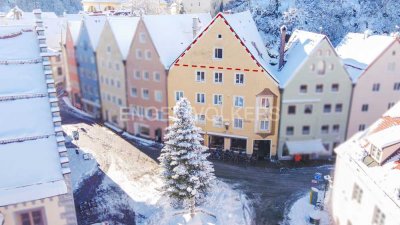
[75,16,106,119]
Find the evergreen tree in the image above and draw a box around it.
[158,98,215,216]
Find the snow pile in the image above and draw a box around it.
[122,131,155,147]
[285,193,331,225]
[62,96,95,119]
[67,147,99,190]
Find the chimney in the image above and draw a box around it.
[192,17,199,39]
[279,25,287,70]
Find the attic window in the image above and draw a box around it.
[218,34,222,39]
[317,60,326,75]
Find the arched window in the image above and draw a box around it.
[88,6,96,12]
[104,6,115,11]
[317,60,326,75]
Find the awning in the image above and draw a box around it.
[285,139,328,155]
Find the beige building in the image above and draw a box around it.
[168,11,280,158]
[82,0,123,12]
[275,30,353,160]
[0,20,76,225]
[336,33,400,139]
[97,17,140,129]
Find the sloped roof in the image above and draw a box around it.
[223,11,277,82]
[68,20,82,46]
[108,16,140,59]
[336,33,396,82]
[0,25,67,206]
[143,13,212,69]
[84,15,107,50]
[275,30,325,88]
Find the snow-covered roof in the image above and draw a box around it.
[275,30,325,88]
[285,139,328,155]
[108,16,140,59]
[143,13,212,69]
[336,32,396,82]
[0,25,67,206]
[222,11,277,82]
[84,15,107,50]
[335,102,400,206]
[68,20,82,46]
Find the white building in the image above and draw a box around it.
[331,102,400,225]
[0,16,77,225]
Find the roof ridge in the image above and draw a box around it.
[0,134,54,145]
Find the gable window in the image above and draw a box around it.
[288,105,296,115]
[316,84,323,93]
[213,94,223,105]
[175,91,183,101]
[234,96,244,107]
[335,104,343,112]
[300,85,307,93]
[196,71,205,82]
[359,124,366,131]
[323,104,332,113]
[317,60,326,75]
[196,93,205,103]
[260,120,269,131]
[261,98,270,108]
[145,50,152,60]
[217,34,222,39]
[136,49,142,59]
[139,32,146,43]
[233,118,243,129]
[331,83,339,92]
[302,126,310,135]
[372,83,380,92]
[394,82,400,91]
[214,48,223,59]
[304,105,313,114]
[286,126,294,136]
[214,72,223,83]
[235,73,244,84]
[17,208,46,225]
[321,125,329,134]
[372,207,385,225]
[362,104,369,112]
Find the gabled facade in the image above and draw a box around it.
[82,0,123,12]
[75,15,106,119]
[168,11,280,158]
[0,20,77,225]
[276,30,353,160]
[65,21,82,108]
[97,17,139,129]
[336,33,400,139]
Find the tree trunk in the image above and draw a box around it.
[190,197,196,218]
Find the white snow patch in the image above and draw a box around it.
[67,147,99,191]
[286,193,331,225]
[63,96,95,119]
[122,131,155,146]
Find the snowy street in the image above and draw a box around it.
[61,99,334,225]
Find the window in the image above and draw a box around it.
[388,62,396,71]
[134,71,141,79]
[388,102,395,109]
[300,85,307,93]
[131,88,137,97]
[116,81,121,88]
[235,73,244,84]
[147,108,153,119]
[214,48,223,59]
[351,184,363,203]
[214,72,223,83]
[136,49,142,59]
[145,50,152,60]
[288,105,296,115]
[302,126,310,135]
[213,94,223,105]
[196,93,205,103]
[196,114,206,124]
[335,104,343,112]
[372,83,380,92]
[196,71,205,82]
[316,84,323,93]
[317,60,326,75]
[154,72,161,81]
[18,208,46,225]
[304,105,313,114]
[110,79,114,86]
[139,32,146,43]
[394,82,400,91]
[142,89,149,99]
[234,96,244,107]
[261,98,270,108]
[359,124,366,131]
[115,63,120,71]
[175,91,183,101]
[217,34,222,39]
[321,125,329,134]
[155,90,162,102]
[324,104,332,113]
[157,111,163,121]
[143,71,150,80]
[260,120,269,131]
[234,118,243,129]
[331,83,339,92]
[286,126,294,135]
[362,104,369,112]
[213,116,223,127]
[333,124,340,133]
[118,98,122,106]
[57,67,62,76]
[372,207,385,225]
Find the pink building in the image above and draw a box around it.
[336,33,400,138]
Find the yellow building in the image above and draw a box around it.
[168,11,280,158]
[82,0,123,12]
